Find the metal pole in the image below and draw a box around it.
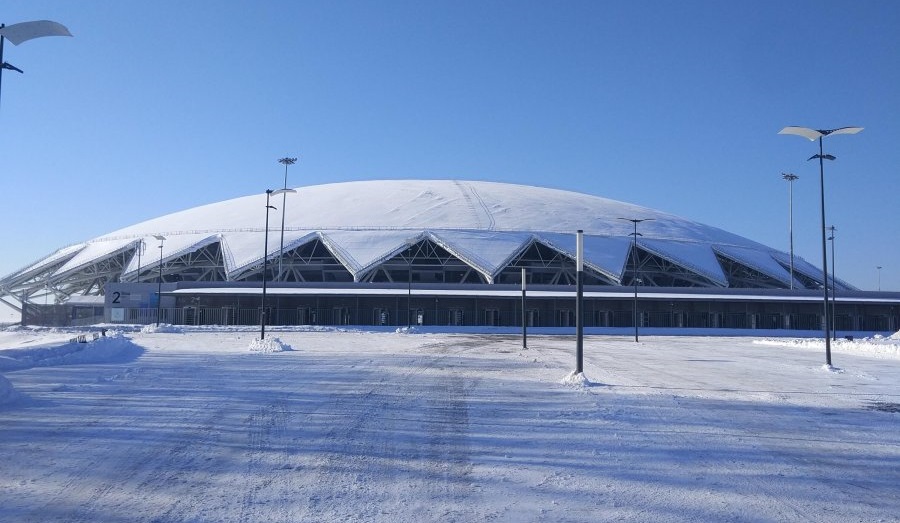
[780,125,861,363]
[789,177,794,289]
[782,173,799,289]
[618,217,652,342]
[407,243,412,329]
[878,266,882,291]
[575,230,584,374]
[261,190,274,340]
[817,136,832,366]
[156,238,164,326]
[829,226,836,340]
[632,222,639,342]
[277,157,296,280]
[136,241,143,283]
[521,267,527,349]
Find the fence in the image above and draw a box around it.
[106,305,895,332]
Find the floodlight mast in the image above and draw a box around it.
[277,157,298,280]
[521,267,527,349]
[781,173,799,289]
[405,238,417,329]
[827,226,837,341]
[619,218,654,342]
[153,235,166,327]
[0,20,72,111]
[260,188,295,340]
[779,126,863,367]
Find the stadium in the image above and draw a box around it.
[1,180,897,332]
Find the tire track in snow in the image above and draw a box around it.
[236,399,292,523]
[289,337,487,521]
[524,339,885,522]
[14,361,230,523]
[610,354,888,522]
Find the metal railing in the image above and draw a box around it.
[97,305,896,332]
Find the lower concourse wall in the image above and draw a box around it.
[96,282,900,334]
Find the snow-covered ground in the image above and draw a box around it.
[1,326,899,522]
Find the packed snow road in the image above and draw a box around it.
[1,328,899,522]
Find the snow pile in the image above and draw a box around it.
[140,324,183,334]
[248,337,292,353]
[560,370,591,387]
[0,333,143,371]
[754,336,900,360]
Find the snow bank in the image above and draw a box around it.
[140,323,183,334]
[754,335,900,360]
[0,333,143,371]
[248,337,292,353]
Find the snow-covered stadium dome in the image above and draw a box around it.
[1,180,851,306]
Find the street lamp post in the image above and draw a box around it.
[575,230,584,373]
[260,188,295,340]
[276,157,297,280]
[619,218,654,342]
[877,266,883,291]
[136,239,146,282]
[782,173,799,289]
[405,240,416,329]
[779,126,862,367]
[0,20,72,110]
[827,225,836,340]
[521,267,527,350]
[153,235,166,326]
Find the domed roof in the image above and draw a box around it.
[99,179,750,241]
[2,180,846,299]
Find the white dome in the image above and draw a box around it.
[2,180,843,298]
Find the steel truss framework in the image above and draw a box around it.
[126,243,227,284]
[624,248,721,288]
[2,235,838,310]
[716,253,790,289]
[361,239,485,285]
[494,241,617,286]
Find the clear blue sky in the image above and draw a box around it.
[2,1,898,291]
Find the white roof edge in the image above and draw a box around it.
[487,234,537,280]
[713,245,792,286]
[537,235,622,283]
[225,231,321,280]
[641,241,729,287]
[167,287,900,303]
[2,243,86,283]
[316,232,363,280]
[53,240,137,279]
[425,231,497,284]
